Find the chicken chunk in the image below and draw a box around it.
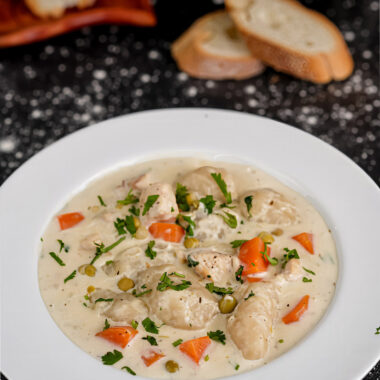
[139,183,179,222]
[282,258,303,281]
[136,264,218,330]
[129,172,155,191]
[180,166,237,202]
[80,233,101,250]
[240,188,299,225]
[188,251,240,286]
[227,282,279,360]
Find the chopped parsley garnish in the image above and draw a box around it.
[244,291,255,300]
[90,236,126,264]
[142,194,159,216]
[207,330,226,345]
[98,195,107,207]
[172,339,183,347]
[219,211,237,228]
[131,320,138,329]
[114,215,136,236]
[117,189,139,206]
[302,277,312,283]
[177,214,195,236]
[170,272,185,278]
[211,173,232,204]
[143,335,158,346]
[104,319,110,330]
[132,288,152,297]
[281,248,300,268]
[129,205,140,216]
[204,354,210,362]
[176,183,190,211]
[49,252,65,266]
[235,364,240,371]
[157,272,191,292]
[220,203,236,209]
[122,366,136,376]
[145,240,157,260]
[142,317,160,334]
[95,298,114,303]
[101,350,123,365]
[187,255,199,267]
[63,270,76,283]
[200,195,216,214]
[83,302,88,307]
[57,239,69,253]
[230,240,247,248]
[261,242,278,265]
[235,265,244,283]
[278,339,284,343]
[375,327,380,335]
[244,195,253,217]
[303,267,316,275]
[205,282,233,295]
[105,260,113,265]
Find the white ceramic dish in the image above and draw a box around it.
[1,108,379,380]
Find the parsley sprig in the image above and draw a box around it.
[172,339,183,347]
[281,248,300,268]
[142,317,160,334]
[122,366,136,376]
[143,335,158,346]
[211,173,232,204]
[244,195,253,217]
[235,265,244,283]
[64,270,76,283]
[205,282,234,295]
[157,272,192,291]
[176,183,190,211]
[230,240,247,248]
[101,350,123,365]
[244,291,255,300]
[114,215,136,236]
[90,237,126,265]
[145,240,157,260]
[57,239,69,252]
[177,214,196,236]
[142,195,159,216]
[98,195,107,207]
[49,251,65,266]
[207,330,226,345]
[187,255,199,267]
[200,195,216,214]
[219,211,237,228]
[261,242,278,266]
[117,189,139,206]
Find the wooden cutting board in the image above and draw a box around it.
[0,0,156,48]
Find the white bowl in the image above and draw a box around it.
[1,108,379,380]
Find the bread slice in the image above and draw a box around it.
[171,10,264,80]
[25,0,96,18]
[225,0,353,83]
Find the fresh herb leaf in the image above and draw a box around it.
[64,270,76,283]
[230,240,247,248]
[95,298,114,303]
[143,335,158,346]
[172,339,183,347]
[101,350,123,365]
[204,354,210,362]
[90,237,126,265]
[98,195,107,207]
[187,255,199,267]
[220,203,236,209]
[205,282,233,295]
[142,317,159,334]
[302,277,312,283]
[244,195,253,217]
[375,327,380,335]
[207,330,226,345]
[278,339,284,343]
[49,252,65,266]
[261,242,278,265]
[157,272,191,292]
[303,267,316,275]
[281,248,300,268]
[40,237,43,242]
[129,205,140,216]
[177,214,195,237]
[83,302,88,307]
[84,295,90,300]
[132,288,152,297]
[235,364,240,371]
[122,366,136,376]
[105,260,113,265]
[104,319,110,330]
[175,183,190,211]
[114,215,137,236]
[169,272,185,278]
[142,194,159,216]
[211,173,232,204]
[219,211,237,228]
[235,265,244,283]
[145,240,157,260]
[57,239,69,253]
[117,189,139,206]
[130,320,138,329]
[200,195,216,214]
[244,291,255,300]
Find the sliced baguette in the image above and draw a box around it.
[25,0,96,18]
[171,10,264,80]
[225,0,353,83]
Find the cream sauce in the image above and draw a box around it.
[39,158,338,379]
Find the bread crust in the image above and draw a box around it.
[171,10,264,80]
[225,0,353,83]
[25,0,96,18]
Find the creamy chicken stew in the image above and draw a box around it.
[39,158,338,379]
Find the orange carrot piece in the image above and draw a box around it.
[148,222,185,243]
[292,233,314,254]
[282,295,310,324]
[239,237,270,276]
[179,336,211,364]
[141,350,165,367]
[95,326,137,348]
[57,212,84,230]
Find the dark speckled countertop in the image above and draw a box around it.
[0,0,379,379]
